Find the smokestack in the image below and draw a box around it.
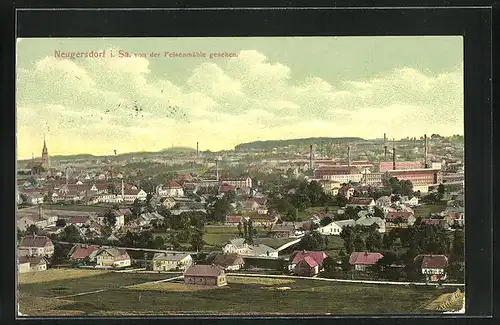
[216,159,219,181]
[424,134,428,168]
[309,145,313,172]
[392,144,396,170]
[121,179,124,198]
[196,142,199,156]
[347,146,351,167]
[384,133,387,143]
[384,145,388,160]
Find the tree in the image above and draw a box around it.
[335,194,348,207]
[340,226,355,254]
[55,219,67,227]
[107,184,116,194]
[320,216,333,227]
[344,206,357,220]
[354,235,365,251]
[437,184,445,201]
[247,218,254,244]
[382,232,394,250]
[103,211,117,228]
[297,232,327,251]
[190,228,204,251]
[237,222,243,237]
[373,206,385,219]
[451,229,464,261]
[365,231,382,251]
[26,224,39,235]
[322,256,337,273]
[51,242,70,265]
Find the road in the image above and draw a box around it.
[226,272,465,287]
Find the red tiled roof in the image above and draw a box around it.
[418,255,448,269]
[226,215,242,223]
[70,245,99,259]
[386,211,414,219]
[166,181,182,189]
[184,264,224,277]
[69,216,90,224]
[302,256,319,267]
[349,252,384,265]
[292,251,327,265]
[219,184,235,193]
[349,197,374,205]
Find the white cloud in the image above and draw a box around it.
[16,48,463,158]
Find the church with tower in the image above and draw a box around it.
[41,137,49,169]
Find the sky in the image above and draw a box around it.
[16,37,463,159]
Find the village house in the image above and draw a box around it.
[289,250,329,276]
[152,253,193,271]
[160,196,176,208]
[68,245,99,263]
[95,248,131,268]
[346,197,376,211]
[243,244,279,258]
[210,253,245,271]
[220,176,252,189]
[122,189,147,203]
[18,235,54,257]
[24,193,45,205]
[355,215,386,233]
[376,196,392,210]
[317,219,356,235]
[269,224,297,238]
[157,181,184,197]
[400,196,419,206]
[222,238,250,254]
[17,256,48,274]
[225,215,242,225]
[111,210,127,228]
[68,216,91,227]
[184,265,227,286]
[349,252,384,271]
[414,254,449,282]
[218,183,235,194]
[385,211,416,228]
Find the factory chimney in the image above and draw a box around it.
[424,134,428,168]
[347,146,351,167]
[121,179,124,198]
[216,159,219,181]
[383,133,388,160]
[384,133,387,143]
[392,144,396,170]
[196,142,199,157]
[309,145,313,172]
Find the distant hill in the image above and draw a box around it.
[234,137,365,151]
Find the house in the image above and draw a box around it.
[18,235,54,257]
[385,211,416,228]
[152,253,193,271]
[225,215,242,225]
[401,196,419,206]
[244,199,261,211]
[17,216,36,232]
[17,256,48,273]
[122,189,147,203]
[414,254,449,282]
[269,224,296,238]
[376,196,392,209]
[222,238,249,254]
[95,248,131,268]
[69,245,99,263]
[158,181,184,197]
[138,212,164,226]
[68,216,91,227]
[317,219,356,235]
[346,197,376,211]
[355,216,386,233]
[42,226,65,235]
[218,184,235,194]
[289,250,329,276]
[184,264,227,286]
[111,210,126,228]
[24,193,45,205]
[211,253,245,271]
[338,186,355,200]
[160,196,176,208]
[349,252,384,271]
[422,218,449,229]
[244,244,279,258]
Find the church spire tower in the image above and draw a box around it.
[41,135,49,170]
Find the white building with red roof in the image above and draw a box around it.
[349,252,384,271]
[157,181,184,197]
[289,250,328,276]
[414,254,449,281]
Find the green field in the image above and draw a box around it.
[19,272,455,315]
[43,204,111,213]
[413,203,448,218]
[297,206,339,221]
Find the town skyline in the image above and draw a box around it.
[17,36,463,159]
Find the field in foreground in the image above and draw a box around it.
[19,271,457,316]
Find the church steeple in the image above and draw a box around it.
[41,135,49,170]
